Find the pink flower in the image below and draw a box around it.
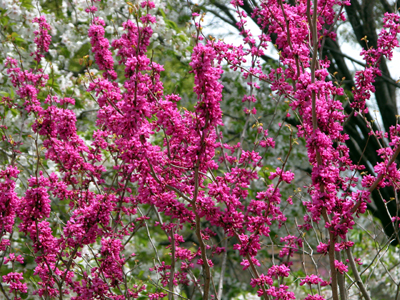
[300,274,325,286]
[4,253,24,264]
[304,295,326,300]
[31,16,52,63]
[268,168,295,184]
[85,6,98,13]
[141,1,156,8]
[334,260,348,274]
[267,264,290,278]
[2,272,27,293]
[317,242,329,254]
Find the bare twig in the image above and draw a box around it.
[344,237,371,300]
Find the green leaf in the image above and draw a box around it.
[178,34,188,42]
[159,8,166,19]
[21,0,35,9]
[165,20,178,31]
[1,16,9,26]
[10,108,18,117]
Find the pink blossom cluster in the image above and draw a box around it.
[353,13,400,113]
[2,272,27,294]
[300,274,328,286]
[31,16,52,63]
[0,166,19,234]
[88,17,117,79]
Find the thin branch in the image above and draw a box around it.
[345,237,372,300]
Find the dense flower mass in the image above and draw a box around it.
[31,16,52,63]
[1,0,400,299]
[0,166,19,234]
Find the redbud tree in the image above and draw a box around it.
[1,0,400,299]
